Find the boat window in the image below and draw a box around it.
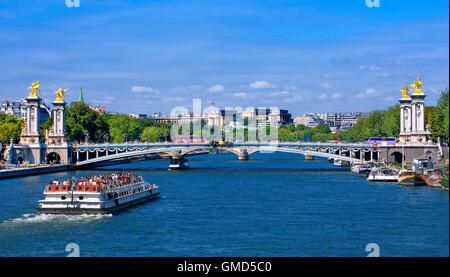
[79,196,84,200]
[61,196,66,200]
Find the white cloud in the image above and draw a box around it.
[359,65,381,70]
[91,96,116,105]
[356,88,383,99]
[233,92,248,99]
[270,91,290,97]
[162,96,185,102]
[208,85,225,93]
[284,96,305,103]
[320,83,332,89]
[131,86,159,94]
[330,92,343,99]
[318,92,342,100]
[284,85,298,90]
[431,88,440,94]
[248,81,275,89]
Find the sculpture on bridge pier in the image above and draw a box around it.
[9,82,71,166]
[398,78,432,144]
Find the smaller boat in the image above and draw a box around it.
[357,164,375,177]
[351,163,375,176]
[334,159,350,167]
[367,167,399,182]
[351,163,362,173]
[169,157,190,170]
[422,170,444,188]
[397,170,426,186]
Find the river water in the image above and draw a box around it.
[0,152,448,257]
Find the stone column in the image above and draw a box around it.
[399,97,412,143]
[410,92,430,142]
[46,100,69,164]
[19,95,44,164]
[20,96,42,144]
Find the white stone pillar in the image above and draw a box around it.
[400,107,404,133]
[411,102,417,133]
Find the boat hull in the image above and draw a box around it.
[367,177,398,182]
[398,175,426,186]
[37,193,160,215]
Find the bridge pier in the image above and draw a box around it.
[238,149,249,160]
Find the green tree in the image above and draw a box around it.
[141,126,170,142]
[65,102,109,142]
[0,113,25,143]
[40,116,54,138]
[382,105,400,137]
[430,89,449,142]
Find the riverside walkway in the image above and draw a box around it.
[0,164,70,180]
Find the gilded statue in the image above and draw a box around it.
[55,88,68,102]
[400,82,410,98]
[411,77,423,94]
[28,81,40,98]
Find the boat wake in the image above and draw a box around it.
[2,213,112,226]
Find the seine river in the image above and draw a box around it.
[0,152,448,257]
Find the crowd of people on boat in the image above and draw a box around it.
[48,172,144,191]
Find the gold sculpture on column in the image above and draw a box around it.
[400,82,410,98]
[28,81,40,98]
[411,77,423,94]
[55,88,68,102]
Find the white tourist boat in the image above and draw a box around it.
[334,159,350,167]
[367,167,399,182]
[38,173,160,214]
[351,163,376,177]
[168,157,190,170]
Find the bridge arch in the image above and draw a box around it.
[389,151,403,164]
[47,152,61,164]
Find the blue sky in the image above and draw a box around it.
[0,0,448,115]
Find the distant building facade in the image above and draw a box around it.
[325,112,367,131]
[130,113,148,119]
[89,105,106,114]
[1,99,51,127]
[294,113,325,128]
[148,107,292,127]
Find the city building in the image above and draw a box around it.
[294,113,325,128]
[89,105,106,114]
[130,113,148,119]
[241,108,292,126]
[148,107,292,127]
[325,112,367,131]
[1,99,51,127]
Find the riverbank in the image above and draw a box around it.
[0,165,71,180]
